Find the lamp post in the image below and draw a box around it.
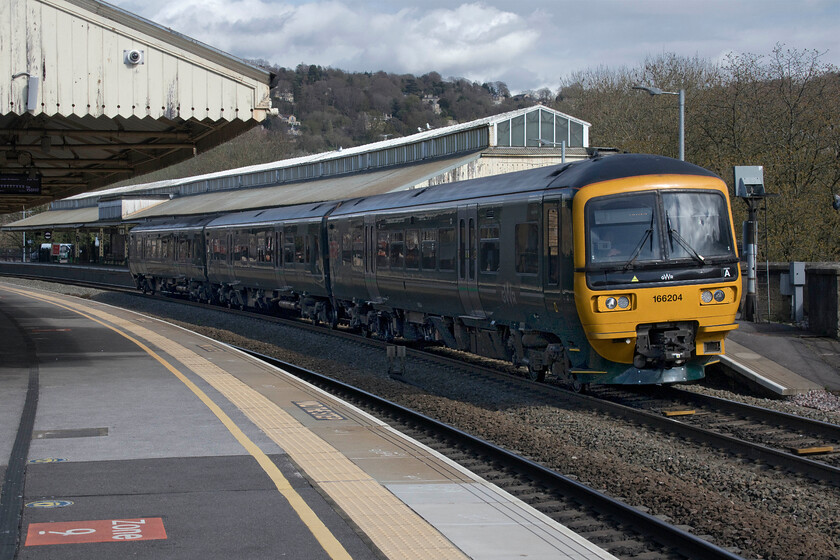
[633,85,685,161]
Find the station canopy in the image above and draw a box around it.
[0,0,274,215]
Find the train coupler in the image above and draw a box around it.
[634,322,696,369]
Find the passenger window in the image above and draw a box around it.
[390,231,404,269]
[284,237,295,265]
[479,224,500,273]
[420,230,437,270]
[295,236,305,264]
[438,227,456,271]
[233,232,249,263]
[515,223,539,274]
[341,232,352,265]
[376,231,389,269]
[405,230,419,269]
[352,227,364,269]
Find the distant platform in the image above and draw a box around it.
[721,322,840,396]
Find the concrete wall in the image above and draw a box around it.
[0,262,135,289]
[748,262,840,338]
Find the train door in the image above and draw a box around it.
[364,215,382,303]
[457,205,484,317]
[543,196,576,329]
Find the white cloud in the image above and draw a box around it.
[108,0,840,93]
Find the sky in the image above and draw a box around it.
[108,0,840,93]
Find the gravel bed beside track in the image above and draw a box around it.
[6,278,840,560]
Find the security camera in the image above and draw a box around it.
[124,49,144,65]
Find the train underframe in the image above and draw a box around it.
[134,274,706,388]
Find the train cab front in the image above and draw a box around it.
[573,174,741,385]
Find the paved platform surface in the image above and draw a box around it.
[0,283,616,560]
[722,321,840,395]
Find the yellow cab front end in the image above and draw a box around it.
[572,174,741,384]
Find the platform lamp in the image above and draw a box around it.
[633,86,685,161]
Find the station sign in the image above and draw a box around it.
[25,518,167,546]
[0,173,41,195]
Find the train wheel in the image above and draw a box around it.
[326,307,339,330]
[568,376,588,393]
[526,364,546,382]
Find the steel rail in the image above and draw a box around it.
[668,386,840,441]
[573,389,840,487]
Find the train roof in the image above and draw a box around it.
[204,200,339,229]
[329,153,720,217]
[552,153,719,190]
[129,215,216,233]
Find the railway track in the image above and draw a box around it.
[241,347,744,560]
[587,385,840,481]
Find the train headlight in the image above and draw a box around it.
[700,288,730,305]
[598,295,632,312]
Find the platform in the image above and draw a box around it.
[721,322,840,396]
[0,283,616,560]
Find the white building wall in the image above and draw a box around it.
[1,0,271,121]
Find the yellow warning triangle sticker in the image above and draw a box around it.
[631,276,639,282]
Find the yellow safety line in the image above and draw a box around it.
[1,285,352,560]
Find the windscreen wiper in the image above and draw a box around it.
[622,214,655,271]
[666,213,705,264]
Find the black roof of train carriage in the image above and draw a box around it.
[129,215,217,233]
[203,201,341,230]
[328,153,721,217]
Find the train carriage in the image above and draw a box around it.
[204,202,338,320]
[128,216,213,297]
[566,155,741,385]
[326,167,580,361]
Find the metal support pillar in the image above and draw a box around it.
[743,200,760,322]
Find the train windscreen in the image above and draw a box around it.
[587,190,735,267]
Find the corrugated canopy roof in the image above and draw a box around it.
[3,206,100,230]
[130,152,482,219]
[0,0,273,214]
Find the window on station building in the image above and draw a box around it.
[497,120,510,147]
[511,115,525,146]
[555,118,569,147]
[494,108,585,148]
[570,121,584,147]
[526,111,540,147]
